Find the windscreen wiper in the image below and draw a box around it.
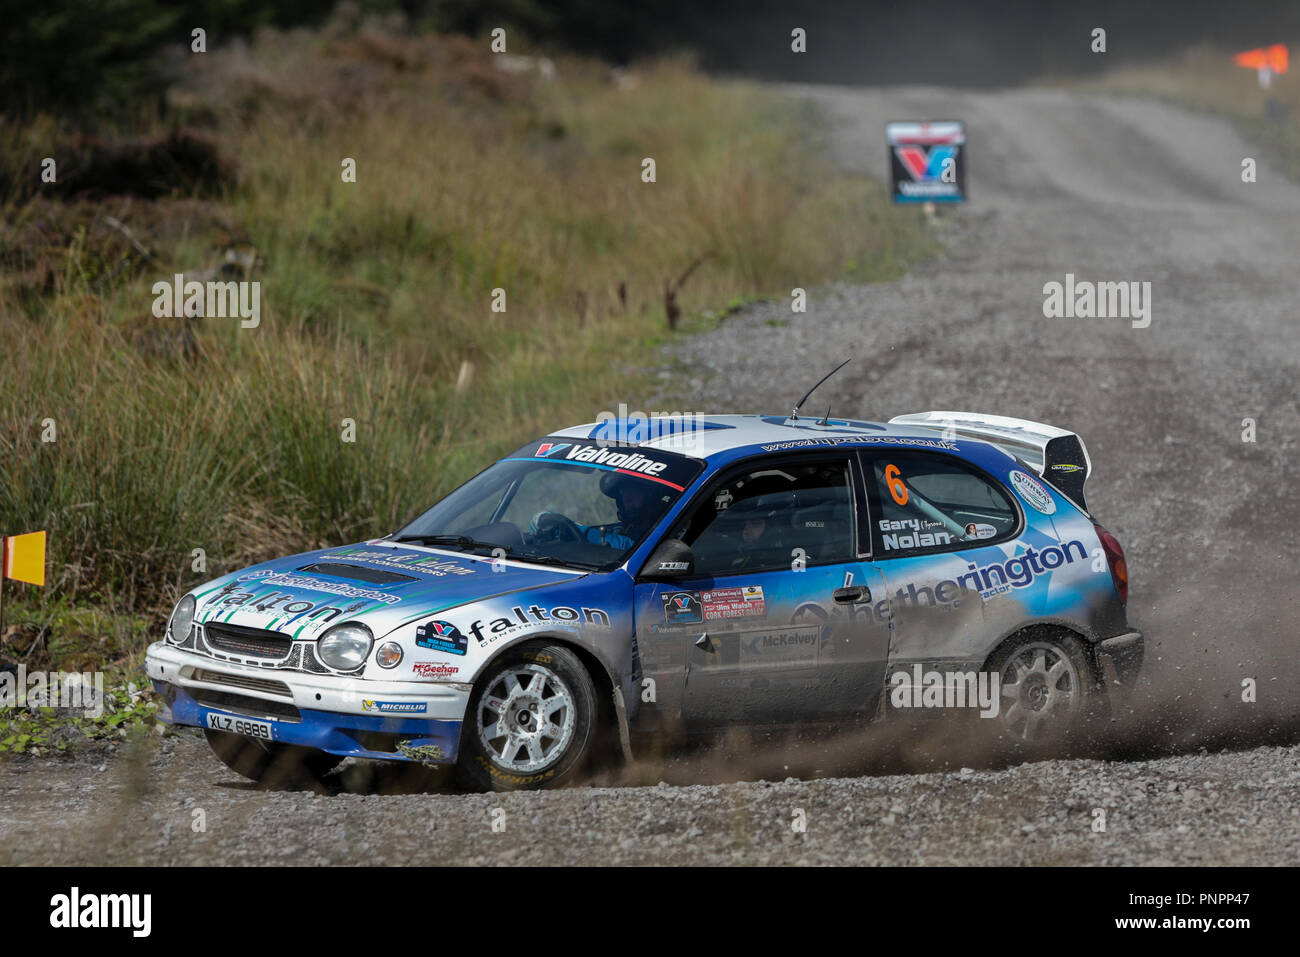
[510,552,597,571]
[393,534,508,553]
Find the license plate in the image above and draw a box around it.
[205,712,274,741]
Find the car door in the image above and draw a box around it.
[635,453,891,728]
[861,450,1021,691]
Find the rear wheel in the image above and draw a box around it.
[457,641,597,791]
[203,729,343,787]
[986,629,1096,747]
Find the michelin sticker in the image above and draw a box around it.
[1009,470,1055,515]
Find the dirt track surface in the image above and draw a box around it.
[4,86,1299,865]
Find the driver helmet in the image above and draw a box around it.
[600,472,657,527]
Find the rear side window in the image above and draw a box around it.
[869,453,1018,556]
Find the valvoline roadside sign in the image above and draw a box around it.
[886,120,966,203]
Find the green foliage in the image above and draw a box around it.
[0,686,160,755]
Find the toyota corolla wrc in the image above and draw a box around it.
[146,409,1143,790]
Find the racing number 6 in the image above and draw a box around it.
[884,463,908,506]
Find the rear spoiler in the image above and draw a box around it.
[888,411,1093,511]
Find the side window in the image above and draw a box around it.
[677,459,856,576]
[870,453,1018,556]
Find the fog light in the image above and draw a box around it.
[376,641,403,669]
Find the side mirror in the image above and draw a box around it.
[640,538,695,579]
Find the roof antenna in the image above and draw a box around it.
[817,404,833,426]
[791,358,851,421]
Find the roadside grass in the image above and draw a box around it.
[0,24,935,744]
[1070,44,1300,182]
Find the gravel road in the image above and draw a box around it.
[3,85,1298,866]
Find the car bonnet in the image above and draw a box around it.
[188,541,585,640]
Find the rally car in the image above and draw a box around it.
[146,410,1142,790]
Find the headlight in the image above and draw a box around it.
[317,622,374,670]
[375,642,403,669]
[169,594,196,644]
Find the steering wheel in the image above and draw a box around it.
[530,511,584,544]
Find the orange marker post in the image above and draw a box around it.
[1234,44,1289,88]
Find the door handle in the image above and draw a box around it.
[833,585,871,604]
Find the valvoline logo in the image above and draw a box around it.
[535,443,570,457]
[415,619,469,655]
[894,145,958,182]
[661,591,703,624]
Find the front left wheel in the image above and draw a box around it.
[456,641,598,791]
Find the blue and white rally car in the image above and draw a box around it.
[146,409,1142,790]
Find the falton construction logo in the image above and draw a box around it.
[886,120,966,203]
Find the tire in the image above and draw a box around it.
[203,728,343,787]
[456,641,598,792]
[984,628,1097,748]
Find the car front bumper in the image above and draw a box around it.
[145,641,469,763]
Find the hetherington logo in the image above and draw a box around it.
[847,540,1090,623]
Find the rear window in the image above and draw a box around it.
[869,453,1018,555]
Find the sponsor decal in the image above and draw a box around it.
[823,539,1090,625]
[415,620,469,655]
[465,604,612,644]
[880,518,954,550]
[888,665,999,718]
[508,439,701,492]
[331,547,475,577]
[1009,470,1056,515]
[701,586,766,620]
[221,575,403,607]
[662,591,703,623]
[965,522,997,540]
[741,626,821,670]
[908,540,1088,607]
[363,699,428,714]
[1050,463,1085,474]
[203,588,370,629]
[657,561,690,572]
[412,661,460,679]
[886,120,966,203]
[758,435,959,453]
